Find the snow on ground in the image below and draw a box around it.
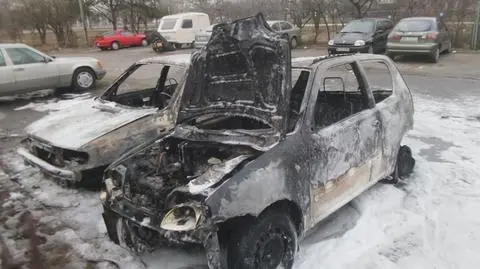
[1,92,480,269]
[13,93,92,113]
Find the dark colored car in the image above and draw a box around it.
[328,18,393,54]
[94,30,148,51]
[101,13,415,269]
[386,17,453,63]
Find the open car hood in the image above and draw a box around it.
[177,13,291,134]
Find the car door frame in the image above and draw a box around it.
[0,48,17,95]
[301,57,384,230]
[4,46,59,93]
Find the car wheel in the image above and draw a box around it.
[72,67,95,92]
[431,47,440,63]
[228,211,297,269]
[381,145,415,184]
[141,39,148,46]
[111,41,120,50]
[291,37,298,49]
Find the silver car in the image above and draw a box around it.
[0,43,106,96]
[267,20,301,48]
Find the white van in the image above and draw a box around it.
[157,12,211,48]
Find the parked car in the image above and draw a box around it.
[328,18,393,54]
[386,16,453,63]
[94,30,148,51]
[0,43,106,96]
[157,12,211,49]
[101,13,415,269]
[17,54,190,187]
[267,20,301,48]
[193,24,216,49]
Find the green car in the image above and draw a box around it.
[386,17,452,63]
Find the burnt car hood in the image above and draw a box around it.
[177,13,291,134]
[25,98,157,150]
[333,32,372,44]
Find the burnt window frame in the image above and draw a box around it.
[182,19,193,29]
[358,59,395,104]
[305,59,376,132]
[287,67,312,134]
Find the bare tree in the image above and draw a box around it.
[348,0,376,18]
[93,0,123,30]
[21,0,49,44]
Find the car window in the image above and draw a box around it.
[281,22,293,30]
[161,19,177,30]
[341,20,375,33]
[313,62,370,129]
[182,19,193,29]
[394,19,435,32]
[116,63,186,96]
[0,51,6,67]
[360,60,393,103]
[102,31,115,37]
[121,31,134,36]
[6,47,45,65]
[271,23,281,31]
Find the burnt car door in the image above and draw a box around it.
[359,58,413,177]
[303,59,383,228]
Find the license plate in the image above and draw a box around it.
[401,37,418,42]
[336,48,350,52]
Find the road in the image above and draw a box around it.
[1,47,480,269]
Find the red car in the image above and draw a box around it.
[94,30,148,50]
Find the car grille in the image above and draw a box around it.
[334,42,354,46]
[25,138,88,167]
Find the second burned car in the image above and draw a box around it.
[101,13,415,269]
[18,54,190,186]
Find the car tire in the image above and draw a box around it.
[141,39,148,46]
[72,67,96,92]
[111,41,120,50]
[291,37,298,49]
[381,145,415,184]
[227,210,297,269]
[431,47,440,63]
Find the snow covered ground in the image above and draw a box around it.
[1,92,480,269]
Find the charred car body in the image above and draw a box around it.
[101,13,415,269]
[18,54,191,186]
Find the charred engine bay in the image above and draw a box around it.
[122,138,258,211]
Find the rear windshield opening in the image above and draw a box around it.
[188,115,272,130]
[394,19,434,32]
[161,19,178,30]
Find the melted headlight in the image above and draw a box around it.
[160,205,202,231]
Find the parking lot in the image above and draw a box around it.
[1,46,480,269]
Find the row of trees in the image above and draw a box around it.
[0,0,167,47]
[0,0,477,48]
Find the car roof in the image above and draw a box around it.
[0,43,29,49]
[293,53,392,68]
[162,12,208,19]
[401,17,436,21]
[136,54,192,66]
[350,18,390,22]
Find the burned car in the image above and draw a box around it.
[17,54,190,186]
[101,13,415,269]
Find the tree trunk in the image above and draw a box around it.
[36,26,47,45]
[321,13,330,40]
[52,26,66,47]
[313,12,321,45]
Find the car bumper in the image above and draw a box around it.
[328,45,370,54]
[17,147,79,181]
[386,43,437,54]
[95,69,107,80]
